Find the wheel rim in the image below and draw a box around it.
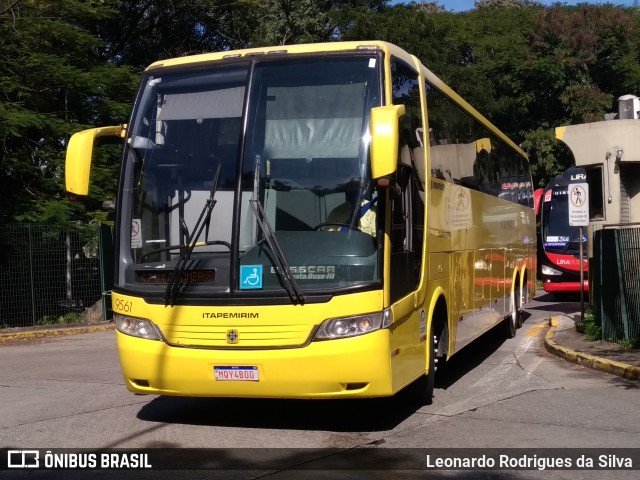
[518,282,526,327]
[433,334,438,372]
[511,288,518,327]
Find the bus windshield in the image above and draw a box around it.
[541,187,584,255]
[119,54,382,300]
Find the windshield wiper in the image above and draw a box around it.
[164,163,221,306]
[249,199,305,305]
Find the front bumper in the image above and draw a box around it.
[116,328,394,399]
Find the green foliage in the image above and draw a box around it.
[251,0,328,45]
[527,5,640,124]
[37,312,83,326]
[576,308,602,342]
[0,0,138,225]
[475,0,541,9]
[616,338,638,349]
[520,127,574,187]
[577,308,640,347]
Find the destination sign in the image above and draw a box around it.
[136,269,216,284]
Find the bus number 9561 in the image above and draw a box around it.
[114,299,133,313]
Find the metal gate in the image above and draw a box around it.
[0,223,113,329]
[593,225,640,345]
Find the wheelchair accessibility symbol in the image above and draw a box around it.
[240,265,263,289]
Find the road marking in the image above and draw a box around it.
[525,322,548,337]
[515,321,552,376]
[509,335,538,363]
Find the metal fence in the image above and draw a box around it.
[592,225,640,345]
[0,224,113,329]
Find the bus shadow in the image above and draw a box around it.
[137,392,417,432]
[528,291,581,314]
[137,319,526,431]
[432,321,514,391]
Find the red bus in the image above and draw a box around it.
[536,167,589,299]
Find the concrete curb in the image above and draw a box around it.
[0,323,114,344]
[544,316,640,380]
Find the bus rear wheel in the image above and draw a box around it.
[518,281,527,328]
[503,284,520,338]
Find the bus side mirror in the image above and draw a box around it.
[369,105,405,180]
[65,125,125,197]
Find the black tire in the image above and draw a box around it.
[517,281,527,328]
[503,285,519,338]
[411,330,437,406]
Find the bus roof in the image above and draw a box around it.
[145,41,412,70]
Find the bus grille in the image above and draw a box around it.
[161,322,313,348]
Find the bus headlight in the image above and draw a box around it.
[314,309,391,340]
[541,265,562,276]
[115,314,163,340]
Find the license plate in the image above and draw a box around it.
[214,366,259,382]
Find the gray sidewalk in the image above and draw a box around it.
[545,314,640,380]
[0,322,114,343]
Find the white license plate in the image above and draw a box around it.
[214,366,259,382]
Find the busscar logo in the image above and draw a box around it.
[8,450,39,468]
[270,265,336,280]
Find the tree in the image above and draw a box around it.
[527,5,640,124]
[98,0,242,68]
[242,0,389,47]
[0,0,138,224]
[519,5,640,184]
[475,0,541,9]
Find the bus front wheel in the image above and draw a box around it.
[410,330,437,406]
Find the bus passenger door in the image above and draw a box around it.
[389,58,424,304]
[388,57,426,390]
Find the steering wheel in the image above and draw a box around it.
[313,223,356,232]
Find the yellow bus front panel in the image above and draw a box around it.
[116,328,394,399]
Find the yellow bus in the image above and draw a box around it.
[66,41,536,405]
